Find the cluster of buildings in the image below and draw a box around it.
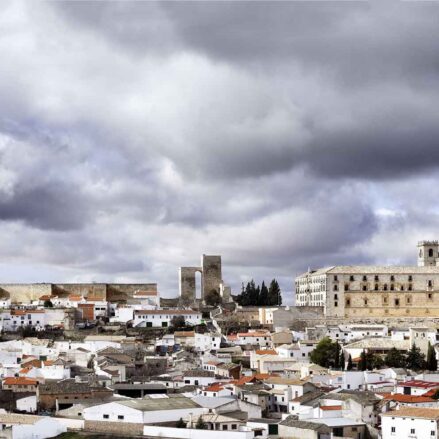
[1,246,439,438]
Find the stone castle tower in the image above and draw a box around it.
[417,240,439,266]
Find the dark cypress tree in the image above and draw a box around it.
[334,341,341,369]
[268,279,282,305]
[358,350,367,371]
[406,343,426,371]
[340,352,345,371]
[259,281,269,306]
[347,354,353,370]
[426,342,437,371]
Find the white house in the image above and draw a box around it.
[195,333,222,353]
[381,407,439,439]
[134,310,202,328]
[83,395,206,424]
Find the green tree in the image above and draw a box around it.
[171,315,186,329]
[195,416,207,430]
[44,299,53,308]
[310,337,338,368]
[176,418,186,428]
[204,289,222,307]
[268,279,282,306]
[358,350,367,371]
[347,354,353,370]
[334,341,341,369]
[426,342,438,371]
[406,343,426,371]
[371,354,384,370]
[384,348,406,368]
[259,281,269,306]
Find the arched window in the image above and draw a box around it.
[429,248,434,258]
[383,284,388,291]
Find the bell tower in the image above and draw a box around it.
[417,241,439,267]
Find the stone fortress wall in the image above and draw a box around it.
[179,254,230,304]
[0,283,157,303]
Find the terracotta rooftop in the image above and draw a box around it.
[3,377,38,386]
[320,405,342,411]
[398,380,439,389]
[256,349,277,355]
[382,407,439,420]
[382,393,435,403]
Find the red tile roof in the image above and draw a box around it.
[382,393,435,403]
[256,349,277,355]
[320,405,342,411]
[399,380,439,389]
[3,377,37,386]
[204,384,224,392]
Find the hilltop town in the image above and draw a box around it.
[0,245,439,439]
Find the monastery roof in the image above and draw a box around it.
[299,266,439,278]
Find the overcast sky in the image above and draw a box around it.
[1,2,439,302]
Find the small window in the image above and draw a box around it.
[334,302,338,307]
[118,415,124,420]
[395,299,400,306]
[346,299,350,307]
[390,275,395,281]
[408,275,413,281]
[411,429,415,434]
[390,284,394,291]
[364,299,368,306]
[383,284,388,291]
[400,285,404,291]
[391,426,396,433]
[350,275,354,282]
[334,275,338,281]
[408,284,413,291]
[374,284,378,291]
[231,425,237,430]
[428,280,433,287]
[362,285,367,291]
[428,293,433,300]
[344,284,349,291]
[362,275,367,281]
[334,294,338,300]
[429,248,434,257]
[103,414,109,419]
[222,425,228,430]
[333,285,338,291]
[375,275,379,281]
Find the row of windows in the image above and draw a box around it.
[334,275,415,282]
[343,295,434,307]
[335,284,415,292]
[390,426,434,436]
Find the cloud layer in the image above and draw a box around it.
[1,1,439,302]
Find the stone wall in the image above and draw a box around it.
[0,283,157,304]
[84,420,144,436]
[179,267,202,304]
[202,255,222,297]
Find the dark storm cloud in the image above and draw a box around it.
[1,1,439,299]
[0,183,89,231]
